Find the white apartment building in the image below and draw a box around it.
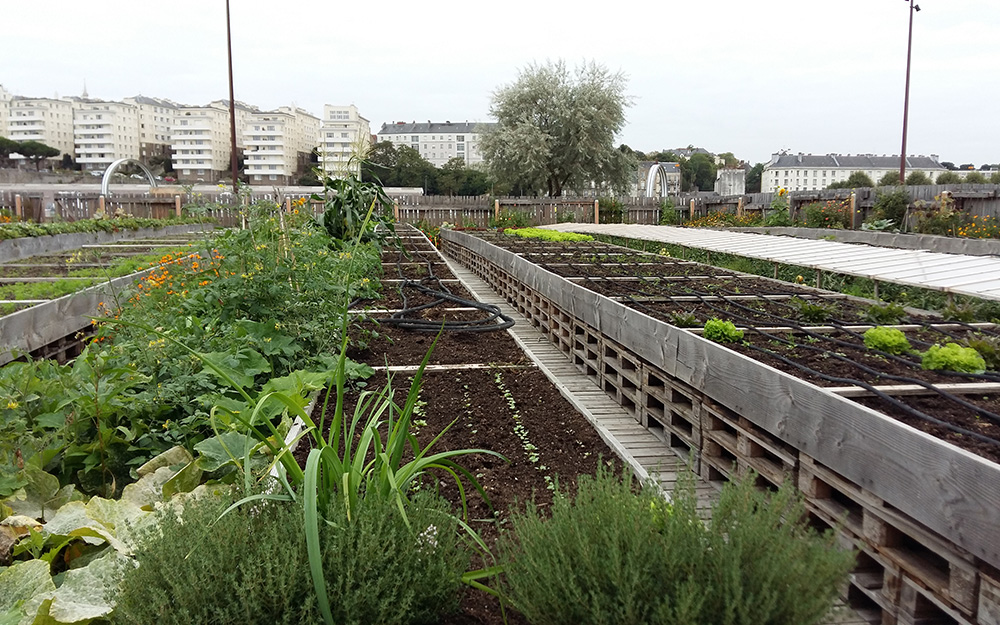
[72,99,140,172]
[318,105,370,178]
[123,95,178,164]
[0,85,12,139]
[762,152,947,192]
[171,102,232,182]
[245,106,320,185]
[376,121,493,167]
[170,101,258,183]
[6,97,75,163]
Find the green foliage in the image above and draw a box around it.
[921,343,986,374]
[504,228,593,242]
[864,302,906,325]
[789,297,837,323]
[765,189,792,226]
[682,153,718,192]
[862,327,912,355]
[962,334,1000,371]
[905,171,932,185]
[703,318,744,343]
[964,171,988,184]
[112,489,468,625]
[658,199,680,225]
[827,171,874,189]
[913,193,963,236]
[13,140,61,171]
[936,171,962,185]
[0,217,209,242]
[499,465,855,625]
[481,60,633,197]
[872,187,911,227]
[668,310,699,328]
[800,199,851,229]
[597,196,625,224]
[745,163,764,193]
[490,209,533,229]
[877,172,901,186]
[313,173,394,243]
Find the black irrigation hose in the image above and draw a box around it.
[378,241,515,333]
[569,270,1000,439]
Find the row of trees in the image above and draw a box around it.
[0,137,61,170]
[827,169,1000,189]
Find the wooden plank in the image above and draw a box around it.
[828,382,1000,397]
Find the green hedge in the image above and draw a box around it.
[504,227,593,242]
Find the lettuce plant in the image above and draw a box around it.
[703,318,744,343]
[862,326,912,355]
[921,343,986,374]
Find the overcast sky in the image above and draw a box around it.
[3,0,998,167]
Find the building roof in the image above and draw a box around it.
[126,95,179,108]
[768,153,944,170]
[378,121,495,135]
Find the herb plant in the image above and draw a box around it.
[864,302,906,325]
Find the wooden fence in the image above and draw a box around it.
[3,184,999,231]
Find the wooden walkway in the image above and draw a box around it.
[435,244,868,625]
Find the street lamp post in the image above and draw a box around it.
[899,0,921,185]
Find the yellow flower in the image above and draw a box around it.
[6,400,19,410]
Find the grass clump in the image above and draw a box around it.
[111,489,468,625]
[499,465,855,625]
[921,343,986,374]
[703,318,744,343]
[863,326,913,355]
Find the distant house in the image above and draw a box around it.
[762,152,946,192]
[376,121,494,167]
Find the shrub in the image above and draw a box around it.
[872,188,910,227]
[801,199,851,229]
[597,196,626,224]
[863,326,912,355]
[112,489,468,625]
[658,199,680,225]
[499,465,854,625]
[703,318,744,343]
[921,343,986,374]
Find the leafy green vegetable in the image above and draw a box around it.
[703,318,744,343]
[921,343,986,374]
[862,327,912,355]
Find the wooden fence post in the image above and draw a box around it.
[98,195,106,216]
[494,199,500,224]
[594,199,600,224]
[14,195,22,220]
[393,201,400,222]
[850,192,857,229]
[284,197,292,213]
[689,198,695,221]
[175,195,182,218]
[737,196,745,219]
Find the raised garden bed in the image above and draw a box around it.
[442,228,1000,625]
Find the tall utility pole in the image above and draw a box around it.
[226,0,239,191]
[899,0,921,184]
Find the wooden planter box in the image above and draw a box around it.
[0,223,214,264]
[443,228,1000,624]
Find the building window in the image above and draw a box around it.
[341,132,348,138]
[411,136,419,142]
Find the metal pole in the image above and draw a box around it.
[226,0,239,191]
[899,0,918,184]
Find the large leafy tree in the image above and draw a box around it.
[828,171,874,189]
[936,171,962,185]
[746,163,764,193]
[0,136,20,167]
[481,60,633,197]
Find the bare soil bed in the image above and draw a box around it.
[312,232,619,624]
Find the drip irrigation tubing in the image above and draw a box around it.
[377,239,514,333]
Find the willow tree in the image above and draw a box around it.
[481,60,633,197]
